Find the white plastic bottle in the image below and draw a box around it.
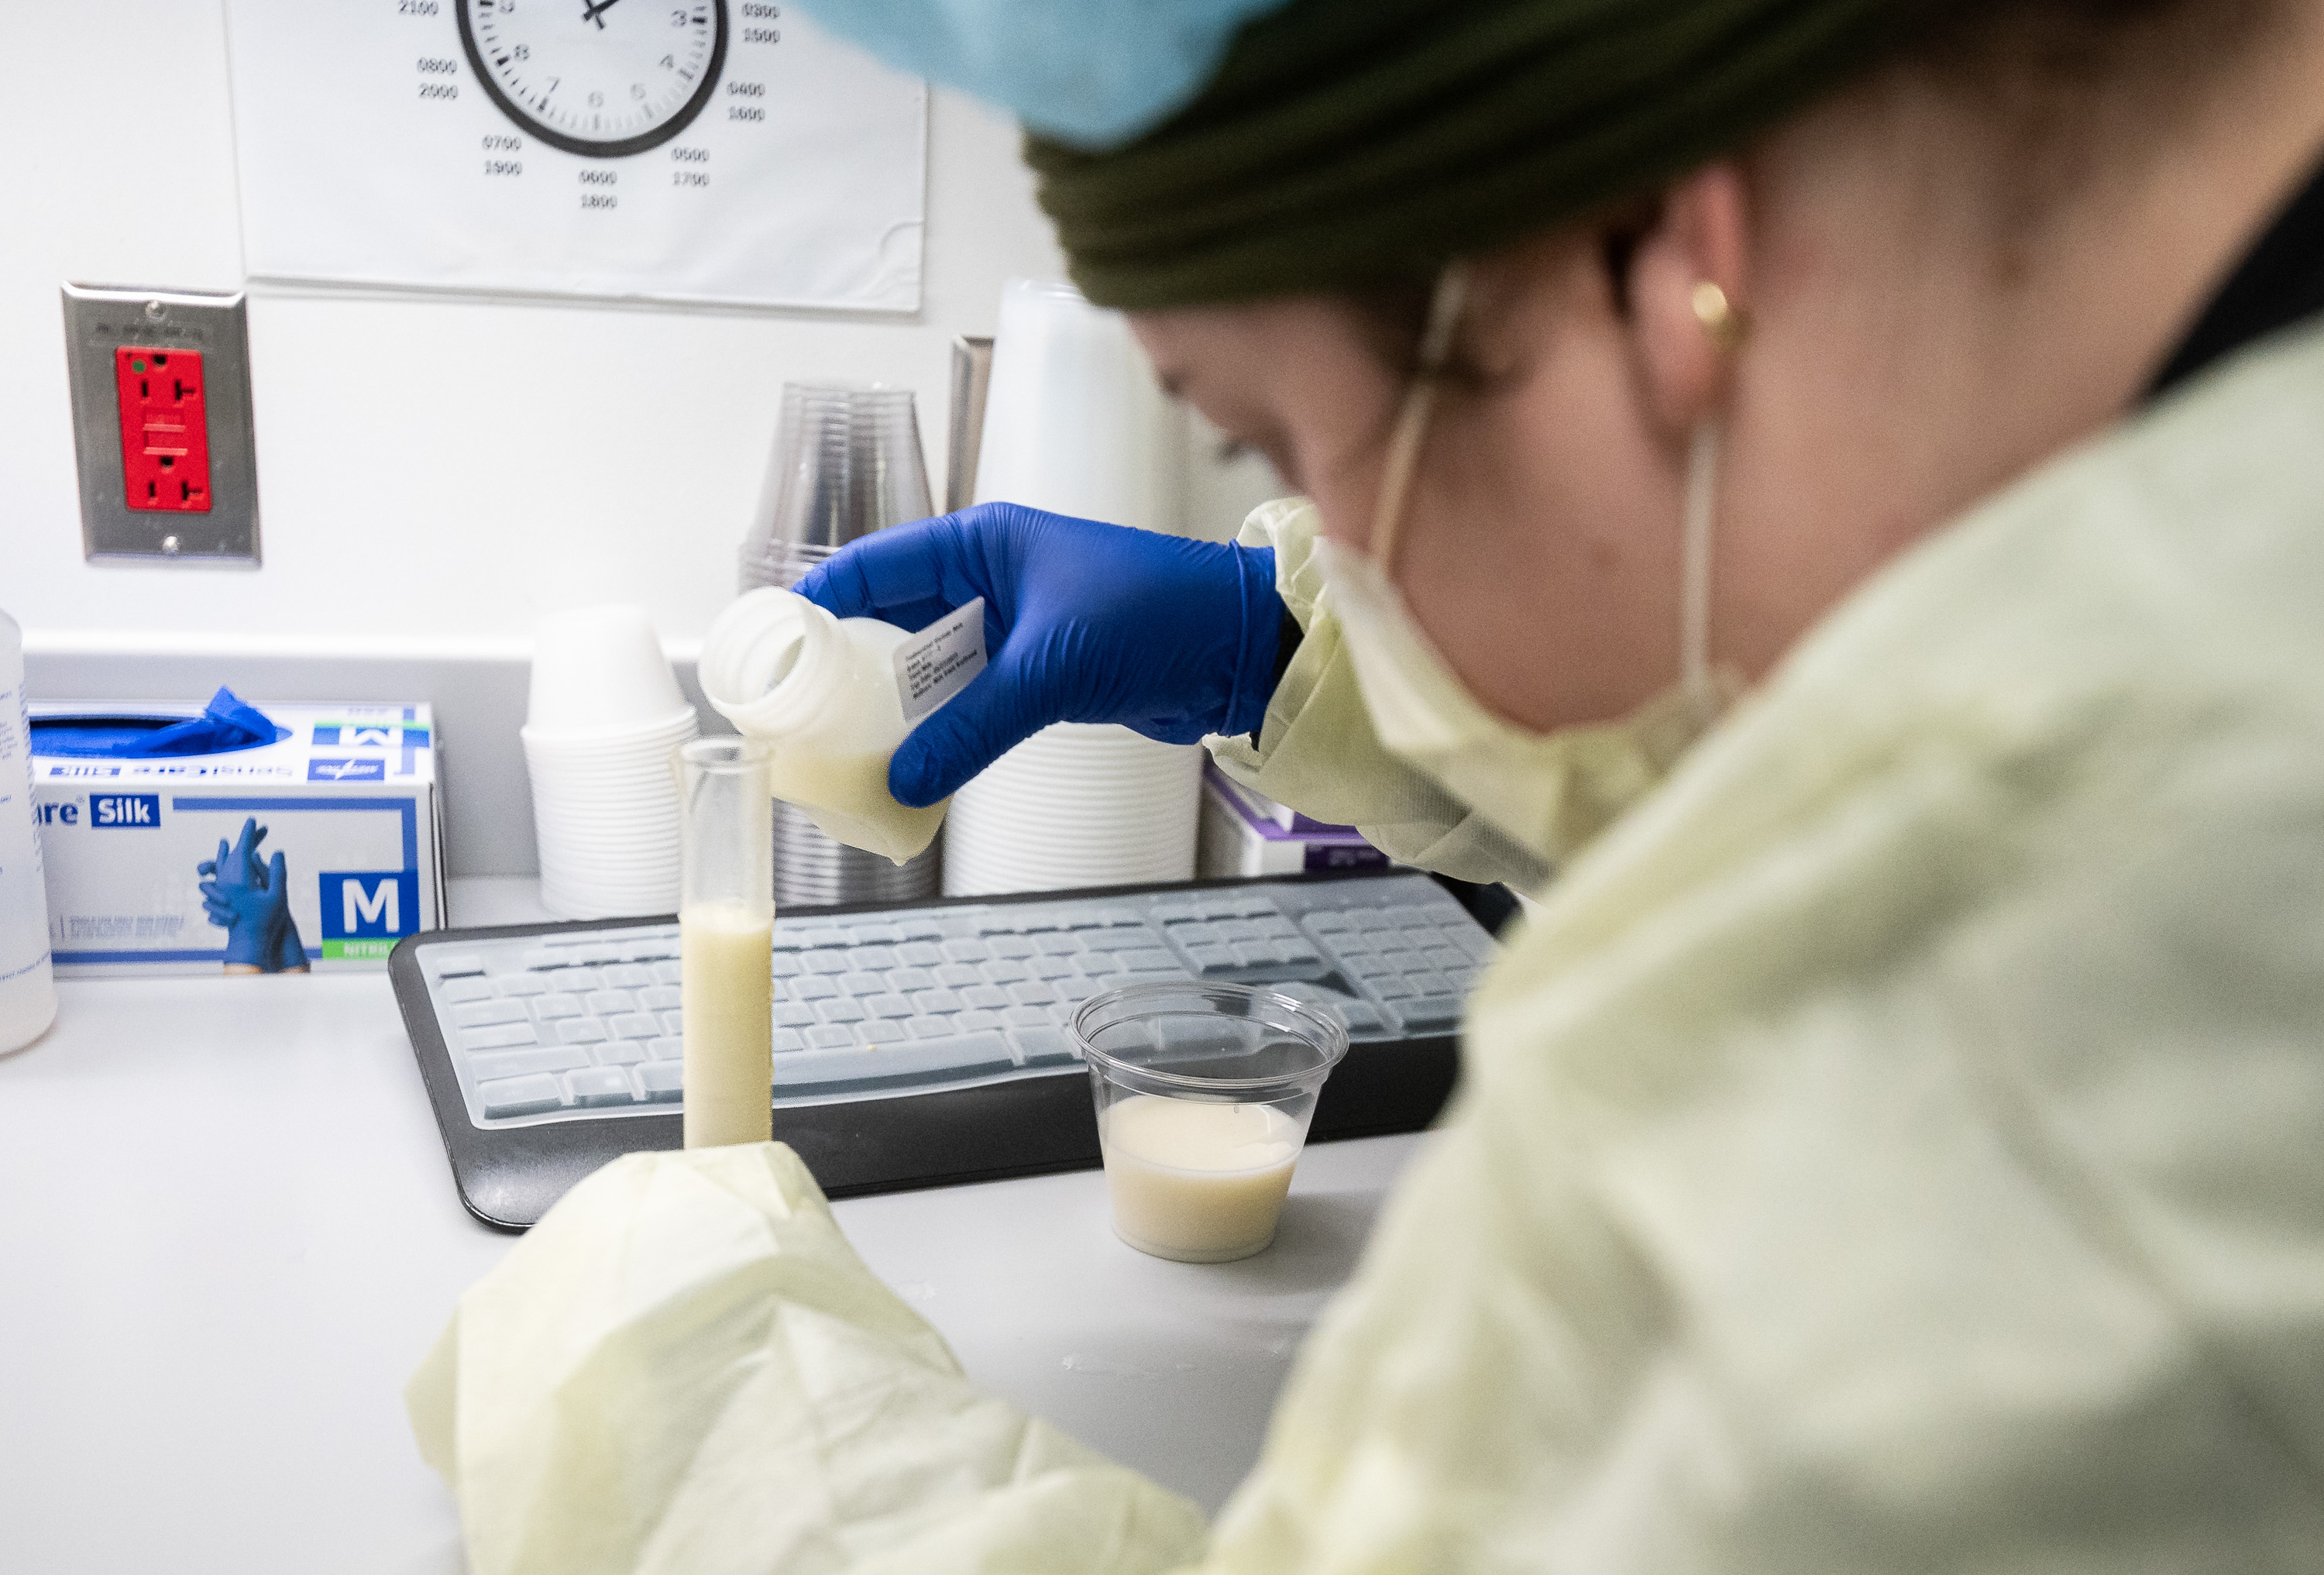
[698,589,949,864]
[0,610,58,1054]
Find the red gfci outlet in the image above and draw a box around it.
[115,346,212,513]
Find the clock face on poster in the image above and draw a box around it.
[457,0,730,158]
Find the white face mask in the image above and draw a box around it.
[1315,264,1734,867]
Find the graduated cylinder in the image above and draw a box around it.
[679,737,774,1148]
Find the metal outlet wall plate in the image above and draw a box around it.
[61,284,262,567]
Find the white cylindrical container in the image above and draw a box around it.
[948,278,1204,895]
[697,588,947,865]
[0,610,58,1054]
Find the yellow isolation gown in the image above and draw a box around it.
[413,319,2324,1573]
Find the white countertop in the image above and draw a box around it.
[0,880,1423,1574]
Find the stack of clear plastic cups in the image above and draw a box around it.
[521,605,699,920]
[1073,981,1350,1263]
[736,382,942,905]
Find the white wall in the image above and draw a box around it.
[0,0,1081,645]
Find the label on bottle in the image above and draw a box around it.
[893,597,988,724]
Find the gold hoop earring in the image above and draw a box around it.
[1690,281,1748,353]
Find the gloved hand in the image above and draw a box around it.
[198,817,308,973]
[792,502,1285,806]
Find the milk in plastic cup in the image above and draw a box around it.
[1073,981,1349,1263]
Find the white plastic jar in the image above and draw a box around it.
[0,609,57,1054]
[697,589,947,864]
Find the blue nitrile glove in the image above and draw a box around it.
[792,502,1284,807]
[198,817,308,973]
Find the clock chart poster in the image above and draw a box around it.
[222,0,927,311]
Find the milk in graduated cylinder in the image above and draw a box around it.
[1101,1095,1304,1261]
[681,902,773,1147]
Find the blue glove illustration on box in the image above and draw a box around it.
[198,817,310,975]
[792,502,1284,806]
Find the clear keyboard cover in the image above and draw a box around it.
[411,873,1497,1130]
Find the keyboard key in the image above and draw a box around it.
[1077,953,1123,977]
[896,918,944,941]
[851,924,901,945]
[957,1009,1004,1033]
[961,984,1009,1011]
[768,932,805,951]
[533,994,584,1021]
[1397,996,1464,1033]
[1120,948,1177,972]
[988,935,1037,960]
[1083,930,1158,952]
[806,1025,855,1050]
[495,974,548,998]
[452,999,530,1030]
[585,989,635,1016]
[910,1015,958,1040]
[1002,1006,1050,1028]
[1009,1026,1080,1068]
[459,1023,538,1051]
[839,972,885,996]
[651,960,683,985]
[773,1002,816,1028]
[648,1037,685,1061]
[865,993,915,1020]
[1030,956,1077,981]
[576,944,620,965]
[775,1029,808,1054]
[595,1040,650,1065]
[858,1020,912,1046]
[1008,981,1058,1007]
[982,959,1030,985]
[803,951,851,975]
[566,1067,635,1107]
[610,1013,661,1040]
[659,1010,685,1033]
[769,954,803,978]
[520,949,566,971]
[638,1061,685,1101]
[600,964,651,989]
[852,946,898,971]
[1034,933,1082,956]
[638,985,682,1010]
[478,1073,565,1119]
[557,1019,608,1045]
[934,963,982,989]
[886,967,934,992]
[1424,945,1466,971]
[439,977,495,1004]
[896,941,944,968]
[1054,978,1101,1004]
[430,951,486,976]
[942,939,992,964]
[790,975,838,1001]
[1183,943,1236,976]
[769,1034,1015,1096]
[472,1047,592,1080]
[818,999,865,1024]
[800,927,847,947]
[909,989,963,1014]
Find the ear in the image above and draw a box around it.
[1623,162,1752,435]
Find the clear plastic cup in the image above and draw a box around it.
[1072,981,1349,1263]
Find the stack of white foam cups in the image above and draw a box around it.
[944,278,1202,897]
[523,606,700,919]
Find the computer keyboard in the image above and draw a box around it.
[393,870,1505,1229]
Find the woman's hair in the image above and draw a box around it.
[1340,0,2288,378]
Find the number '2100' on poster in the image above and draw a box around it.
[222,0,927,311]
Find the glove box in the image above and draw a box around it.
[29,700,442,977]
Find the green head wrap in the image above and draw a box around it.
[1028,0,1943,309]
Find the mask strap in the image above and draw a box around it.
[1680,421,1720,713]
[1369,263,1471,577]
